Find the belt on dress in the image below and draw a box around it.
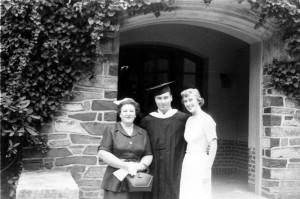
[120,158,140,162]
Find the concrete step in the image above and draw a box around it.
[16,170,79,199]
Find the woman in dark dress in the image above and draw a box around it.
[98,98,153,199]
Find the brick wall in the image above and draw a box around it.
[213,139,248,177]
[22,36,119,199]
[262,82,300,199]
[248,147,256,192]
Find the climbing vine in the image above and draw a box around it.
[249,0,300,100]
[0,0,174,197]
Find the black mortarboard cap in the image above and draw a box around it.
[145,81,175,96]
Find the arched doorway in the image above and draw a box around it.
[118,44,207,116]
[118,1,269,197]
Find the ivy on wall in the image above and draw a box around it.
[1,0,174,197]
[0,0,173,177]
[249,0,300,100]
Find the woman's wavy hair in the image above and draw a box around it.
[180,88,205,107]
[117,98,140,116]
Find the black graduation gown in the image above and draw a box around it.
[140,111,189,199]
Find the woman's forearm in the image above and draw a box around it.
[208,139,217,168]
[140,155,153,167]
[98,150,128,170]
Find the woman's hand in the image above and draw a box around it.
[136,163,147,171]
[127,162,138,176]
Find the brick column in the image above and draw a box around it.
[262,75,300,199]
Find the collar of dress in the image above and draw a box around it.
[150,109,178,119]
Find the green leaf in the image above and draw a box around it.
[88,18,95,25]
[25,126,38,135]
[30,115,41,120]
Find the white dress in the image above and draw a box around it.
[179,111,217,199]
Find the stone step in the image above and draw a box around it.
[16,170,79,199]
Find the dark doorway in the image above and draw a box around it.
[118,44,207,120]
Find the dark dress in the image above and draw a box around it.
[98,122,152,199]
[140,111,189,199]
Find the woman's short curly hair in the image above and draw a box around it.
[180,88,205,107]
[117,98,140,116]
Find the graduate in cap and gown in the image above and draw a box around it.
[140,81,189,199]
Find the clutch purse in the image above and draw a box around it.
[126,172,153,192]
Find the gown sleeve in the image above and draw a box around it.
[142,131,153,156]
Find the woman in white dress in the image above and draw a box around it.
[179,88,218,199]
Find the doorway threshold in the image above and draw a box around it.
[212,174,267,199]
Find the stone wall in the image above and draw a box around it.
[22,36,119,199]
[261,85,300,199]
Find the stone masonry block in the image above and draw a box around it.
[23,159,44,171]
[55,119,83,133]
[84,101,91,110]
[83,146,99,155]
[281,181,300,188]
[103,77,117,89]
[271,168,300,180]
[271,147,300,158]
[283,118,300,127]
[48,134,68,140]
[290,138,300,146]
[282,194,300,199]
[55,156,97,166]
[83,166,106,178]
[263,115,282,126]
[70,134,101,144]
[290,158,300,162]
[91,100,117,111]
[23,148,47,159]
[263,168,271,179]
[263,158,287,168]
[104,90,117,99]
[60,103,85,112]
[68,165,86,180]
[77,179,102,188]
[285,98,300,109]
[296,110,300,120]
[70,92,103,102]
[266,127,300,137]
[69,146,85,154]
[288,164,300,168]
[270,138,280,147]
[94,62,104,75]
[281,138,288,147]
[264,107,294,114]
[263,96,284,107]
[78,76,117,89]
[104,112,117,121]
[16,170,79,199]
[47,148,72,157]
[81,122,114,136]
[109,65,118,76]
[48,140,71,148]
[73,86,103,93]
[68,113,97,121]
[262,137,270,148]
[97,113,103,121]
[262,179,280,188]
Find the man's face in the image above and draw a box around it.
[154,92,173,114]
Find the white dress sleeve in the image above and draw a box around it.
[203,115,217,142]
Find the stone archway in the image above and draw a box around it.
[119,0,273,196]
